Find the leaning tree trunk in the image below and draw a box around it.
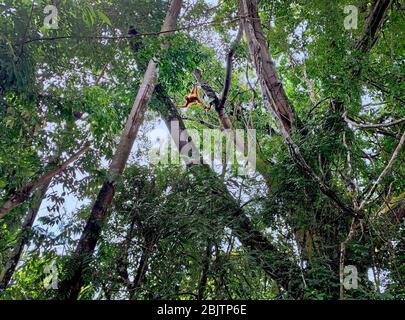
[331,0,393,113]
[0,144,90,289]
[0,143,90,219]
[0,106,91,288]
[238,1,294,133]
[353,0,393,66]
[58,0,183,300]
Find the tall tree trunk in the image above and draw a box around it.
[238,0,295,133]
[0,181,51,290]
[238,1,294,133]
[238,0,357,217]
[238,0,393,298]
[58,0,183,300]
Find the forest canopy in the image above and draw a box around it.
[0,0,404,300]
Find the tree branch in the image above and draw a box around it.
[343,111,405,129]
[218,24,243,111]
[0,142,91,219]
[194,69,234,130]
[359,130,405,210]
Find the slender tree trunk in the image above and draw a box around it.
[117,216,153,299]
[339,219,356,299]
[0,113,89,289]
[129,243,152,299]
[0,181,51,290]
[116,216,137,295]
[198,239,212,300]
[58,0,183,300]
[119,242,152,300]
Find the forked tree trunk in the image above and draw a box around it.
[58,0,183,300]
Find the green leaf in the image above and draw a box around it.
[98,10,112,26]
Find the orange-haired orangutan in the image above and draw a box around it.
[179,85,210,110]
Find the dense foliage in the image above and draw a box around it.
[0,0,403,300]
